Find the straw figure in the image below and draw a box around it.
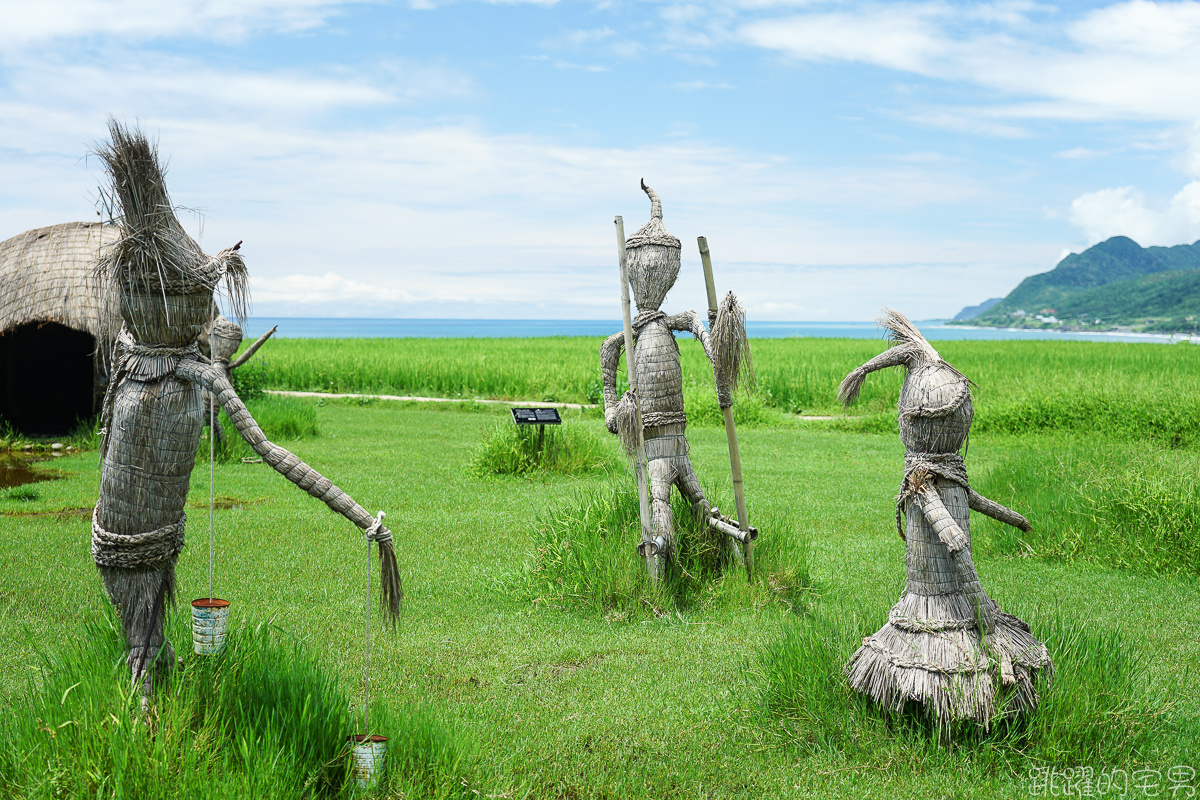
[90,121,401,696]
[198,314,276,443]
[600,181,752,564]
[838,309,1051,727]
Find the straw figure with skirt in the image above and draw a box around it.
[838,308,1051,728]
[90,120,401,697]
[600,181,754,576]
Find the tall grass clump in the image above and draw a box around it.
[0,611,480,799]
[199,395,319,464]
[524,480,811,617]
[470,420,621,477]
[755,603,1174,766]
[971,443,1200,576]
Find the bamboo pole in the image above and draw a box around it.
[698,236,753,579]
[616,216,657,581]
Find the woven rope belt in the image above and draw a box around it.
[92,508,187,569]
[641,410,686,428]
[631,310,666,334]
[895,452,969,539]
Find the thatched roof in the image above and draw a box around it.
[0,222,119,338]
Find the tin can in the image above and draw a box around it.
[190,598,231,655]
[347,734,387,787]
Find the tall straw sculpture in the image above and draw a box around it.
[839,308,1051,728]
[91,121,401,696]
[600,181,753,571]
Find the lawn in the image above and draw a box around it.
[1,338,1198,798]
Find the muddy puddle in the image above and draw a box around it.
[0,453,65,490]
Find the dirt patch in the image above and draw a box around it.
[187,495,268,511]
[0,506,92,519]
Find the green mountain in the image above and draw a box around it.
[1052,270,1200,332]
[964,236,1200,331]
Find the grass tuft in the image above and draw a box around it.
[521,479,811,618]
[470,420,621,477]
[0,611,480,799]
[755,602,1175,765]
[971,443,1200,576]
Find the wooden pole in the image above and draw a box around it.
[698,236,753,579]
[616,216,658,581]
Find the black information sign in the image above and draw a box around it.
[511,407,562,425]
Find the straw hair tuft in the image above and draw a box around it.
[93,119,249,337]
[837,308,943,407]
[878,306,941,364]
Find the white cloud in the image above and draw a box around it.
[0,0,366,48]
[736,1,1200,122]
[740,7,944,74]
[0,56,473,130]
[1055,147,1110,159]
[1069,183,1200,246]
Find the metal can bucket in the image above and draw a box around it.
[191,598,231,655]
[347,734,387,787]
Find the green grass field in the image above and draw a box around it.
[1,337,1198,798]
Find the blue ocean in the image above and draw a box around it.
[242,318,1194,345]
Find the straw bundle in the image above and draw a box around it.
[710,291,753,409]
[93,120,248,344]
[839,308,1051,729]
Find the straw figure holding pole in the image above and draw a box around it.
[838,308,1051,728]
[90,121,402,698]
[600,181,757,576]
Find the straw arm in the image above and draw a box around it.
[915,482,971,555]
[175,357,402,620]
[914,482,993,628]
[837,344,914,406]
[666,310,714,364]
[968,489,1032,532]
[229,325,277,369]
[600,330,626,431]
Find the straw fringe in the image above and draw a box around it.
[614,390,639,456]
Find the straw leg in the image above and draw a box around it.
[648,458,675,564]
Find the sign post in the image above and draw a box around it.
[510,407,562,455]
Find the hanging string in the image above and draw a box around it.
[364,529,371,736]
[209,302,215,602]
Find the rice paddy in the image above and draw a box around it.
[1,335,1198,798]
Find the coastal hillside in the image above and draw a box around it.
[956,236,1200,332]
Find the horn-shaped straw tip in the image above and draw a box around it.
[641,180,663,220]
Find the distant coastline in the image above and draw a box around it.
[243,317,1195,344]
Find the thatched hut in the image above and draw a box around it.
[0,222,119,435]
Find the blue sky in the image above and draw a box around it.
[3,0,1200,320]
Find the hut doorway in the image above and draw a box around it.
[0,321,98,436]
